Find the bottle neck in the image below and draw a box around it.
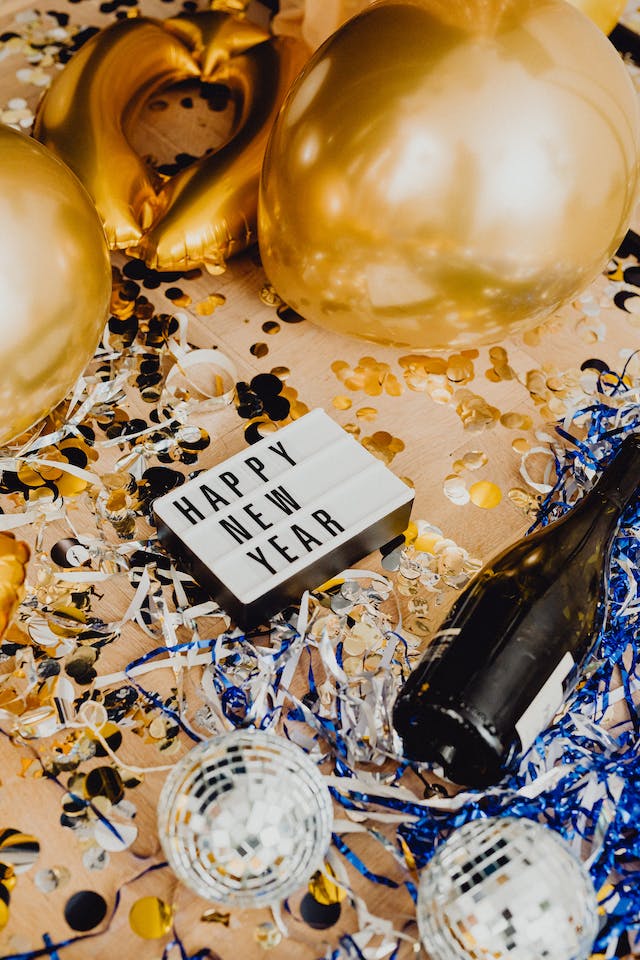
[585,436,640,513]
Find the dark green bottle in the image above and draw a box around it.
[392,436,640,788]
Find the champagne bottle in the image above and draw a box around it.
[392,436,640,788]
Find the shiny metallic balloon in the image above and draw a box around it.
[567,0,627,34]
[0,125,111,444]
[259,0,640,349]
[34,12,308,273]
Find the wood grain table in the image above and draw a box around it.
[0,1,639,958]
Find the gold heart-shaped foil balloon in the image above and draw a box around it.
[34,13,309,273]
[259,0,640,349]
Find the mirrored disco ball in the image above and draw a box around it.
[157,730,333,907]
[417,817,599,960]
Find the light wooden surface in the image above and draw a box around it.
[0,1,639,958]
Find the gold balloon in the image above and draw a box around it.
[259,0,640,349]
[33,17,201,249]
[134,35,309,273]
[0,124,111,443]
[566,0,627,34]
[34,12,308,273]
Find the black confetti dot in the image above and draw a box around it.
[299,893,341,929]
[623,265,640,287]
[64,890,108,931]
[51,539,91,568]
[251,373,282,396]
[85,766,124,804]
[139,466,185,500]
[277,304,305,324]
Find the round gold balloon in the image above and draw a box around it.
[567,0,627,34]
[0,124,111,443]
[259,0,640,349]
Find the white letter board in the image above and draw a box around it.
[153,409,414,627]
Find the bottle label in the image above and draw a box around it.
[515,651,575,752]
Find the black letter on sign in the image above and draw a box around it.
[243,501,273,531]
[311,509,344,537]
[174,497,205,526]
[200,484,229,513]
[245,545,277,575]
[219,471,243,498]
[291,523,322,553]
[268,440,296,466]
[264,485,300,516]
[268,535,299,565]
[219,515,252,545]
[245,456,269,482]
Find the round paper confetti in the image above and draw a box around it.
[0,829,39,873]
[469,480,502,509]
[300,892,342,930]
[129,895,173,939]
[64,889,108,931]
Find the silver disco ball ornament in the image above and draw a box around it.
[417,817,599,960]
[157,729,333,907]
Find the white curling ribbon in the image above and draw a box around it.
[0,511,41,531]
[166,343,238,406]
[115,565,151,629]
[519,444,557,494]
[55,571,113,583]
[200,666,234,732]
[318,629,349,684]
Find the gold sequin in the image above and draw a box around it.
[129,896,173,939]
[469,480,502,509]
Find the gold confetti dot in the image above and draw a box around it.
[469,480,502,509]
[129,896,173,939]
[0,899,8,931]
[356,406,377,421]
[500,412,533,430]
[270,366,290,381]
[461,450,488,470]
[195,293,226,316]
[512,437,530,453]
[446,354,474,384]
[414,532,443,553]
[250,342,268,358]
[332,396,352,410]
